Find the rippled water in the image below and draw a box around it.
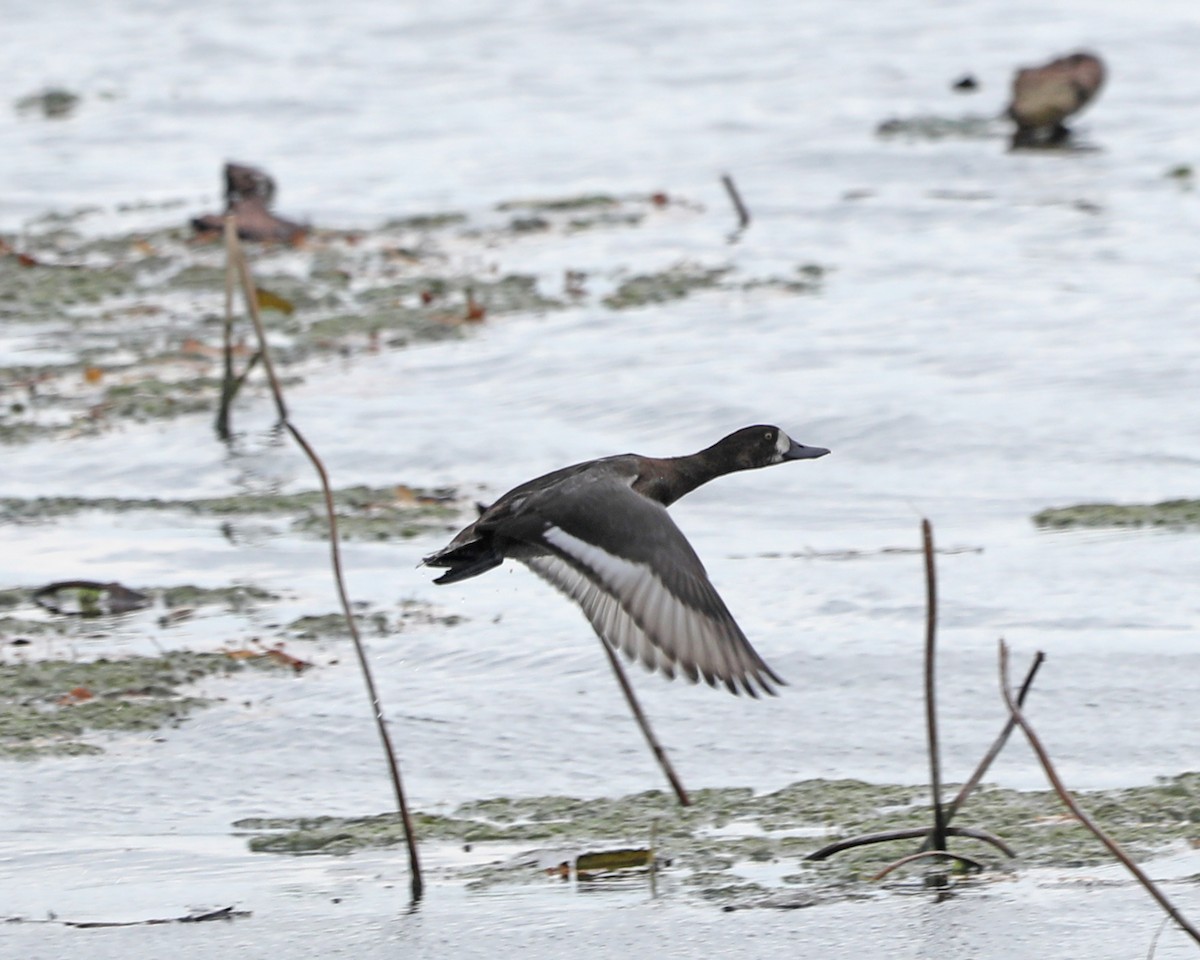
[4,0,1200,955]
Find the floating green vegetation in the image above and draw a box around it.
[381,212,468,230]
[875,114,1001,140]
[234,773,1200,900]
[603,265,731,310]
[159,584,279,611]
[287,601,463,641]
[101,376,223,421]
[0,616,68,641]
[0,484,462,541]
[0,216,565,444]
[0,188,823,446]
[0,589,26,611]
[1034,499,1200,530]
[496,194,620,213]
[0,650,279,758]
[0,256,140,309]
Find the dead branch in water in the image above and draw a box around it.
[215,225,261,441]
[943,651,1045,826]
[805,519,1015,877]
[598,637,690,807]
[721,173,751,239]
[916,649,1045,854]
[224,218,424,901]
[807,825,1014,862]
[999,639,1200,947]
[922,518,947,852]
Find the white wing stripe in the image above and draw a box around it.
[535,525,778,695]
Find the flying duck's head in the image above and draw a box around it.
[721,425,831,470]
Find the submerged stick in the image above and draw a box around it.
[721,173,751,232]
[807,825,1014,862]
[598,637,691,807]
[870,849,984,882]
[226,221,424,901]
[999,640,1200,947]
[922,518,948,852]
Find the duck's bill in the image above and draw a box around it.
[784,441,831,461]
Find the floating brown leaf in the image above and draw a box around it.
[57,686,94,706]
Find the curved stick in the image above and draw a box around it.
[999,640,1200,947]
[228,220,424,901]
[946,650,1045,824]
[871,849,984,882]
[807,825,1013,862]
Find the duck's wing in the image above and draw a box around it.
[512,478,784,697]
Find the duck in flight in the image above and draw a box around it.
[423,425,830,697]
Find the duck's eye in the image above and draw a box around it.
[763,430,773,442]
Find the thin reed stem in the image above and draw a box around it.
[226,221,424,900]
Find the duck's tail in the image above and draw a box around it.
[422,536,503,584]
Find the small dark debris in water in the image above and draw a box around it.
[32,581,151,617]
[191,162,307,243]
[64,905,249,928]
[727,892,823,911]
[1166,164,1193,183]
[15,88,80,119]
[564,270,587,297]
[222,640,313,673]
[157,608,195,628]
[463,289,486,323]
[951,74,979,92]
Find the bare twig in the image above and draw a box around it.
[870,849,984,882]
[999,640,1200,947]
[807,825,1014,862]
[922,518,948,852]
[945,650,1045,824]
[720,173,751,233]
[226,220,424,901]
[916,650,1045,854]
[215,218,239,441]
[598,637,690,806]
[1147,915,1172,960]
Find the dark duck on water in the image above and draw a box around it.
[423,425,830,697]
